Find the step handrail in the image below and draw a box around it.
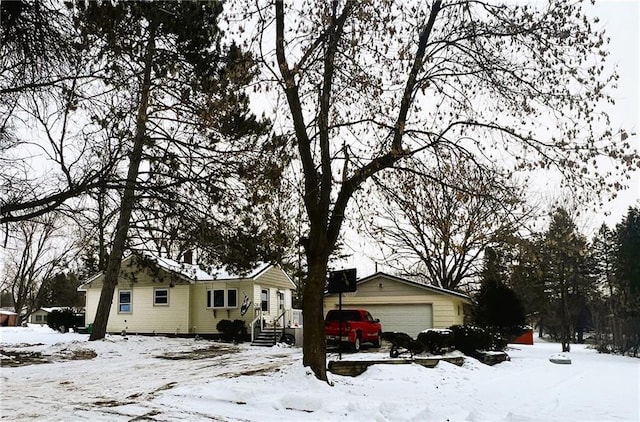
[250,308,262,343]
[273,309,287,345]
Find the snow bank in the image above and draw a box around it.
[1,327,638,421]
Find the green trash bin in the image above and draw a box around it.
[87,323,93,334]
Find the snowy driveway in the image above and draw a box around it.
[1,331,301,421]
[1,326,639,421]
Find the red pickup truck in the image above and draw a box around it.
[324,309,382,352]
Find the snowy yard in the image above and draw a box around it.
[1,325,638,421]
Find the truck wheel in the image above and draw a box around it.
[373,331,382,348]
[352,333,361,352]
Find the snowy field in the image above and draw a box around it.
[0,325,638,421]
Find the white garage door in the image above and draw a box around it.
[363,304,433,338]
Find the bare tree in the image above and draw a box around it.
[371,153,530,291]
[249,0,637,380]
[0,2,119,228]
[1,214,76,322]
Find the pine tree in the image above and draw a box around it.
[475,247,526,338]
[539,208,591,351]
[73,1,268,341]
[613,207,640,355]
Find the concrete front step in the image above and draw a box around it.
[251,329,283,347]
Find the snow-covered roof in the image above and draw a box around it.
[147,254,272,282]
[206,262,272,281]
[153,256,214,281]
[40,307,73,313]
[79,252,274,287]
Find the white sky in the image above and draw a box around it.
[587,0,640,227]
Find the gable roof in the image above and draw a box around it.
[150,255,273,282]
[79,252,278,289]
[153,255,214,281]
[357,272,471,302]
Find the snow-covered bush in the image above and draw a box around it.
[417,329,454,355]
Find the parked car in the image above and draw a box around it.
[324,309,382,352]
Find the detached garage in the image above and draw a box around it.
[324,272,471,337]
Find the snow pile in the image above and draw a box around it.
[1,326,638,421]
[549,353,572,364]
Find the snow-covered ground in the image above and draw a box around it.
[1,325,638,421]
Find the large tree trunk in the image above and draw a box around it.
[89,26,157,341]
[302,254,330,381]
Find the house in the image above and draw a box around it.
[28,307,74,325]
[0,309,18,327]
[78,253,298,339]
[324,272,471,337]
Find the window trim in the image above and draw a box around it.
[154,288,169,306]
[226,288,238,309]
[207,288,239,309]
[261,288,269,312]
[118,290,132,313]
[212,289,225,309]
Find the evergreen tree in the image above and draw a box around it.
[475,247,526,338]
[73,1,269,341]
[40,272,83,309]
[613,207,640,354]
[509,235,547,332]
[589,223,618,346]
[539,208,591,351]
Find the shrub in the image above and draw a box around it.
[47,309,76,333]
[417,329,454,355]
[449,325,506,355]
[216,319,247,343]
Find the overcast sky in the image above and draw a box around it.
[587,0,640,226]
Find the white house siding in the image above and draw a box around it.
[111,284,190,334]
[252,267,295,325]
[83,284,190,334]
[80,258,296,336]
[29,309,49,324]
[189,280,255,334]
[255,266,296,290]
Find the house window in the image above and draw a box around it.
[227,289,238,308]
[35,314,43,323]
[154,288,169,306]
[207,289,238,309]
[213,290,225,308]
[261,289,269,312]
[119,290,132,313]
[278,291,285,309]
